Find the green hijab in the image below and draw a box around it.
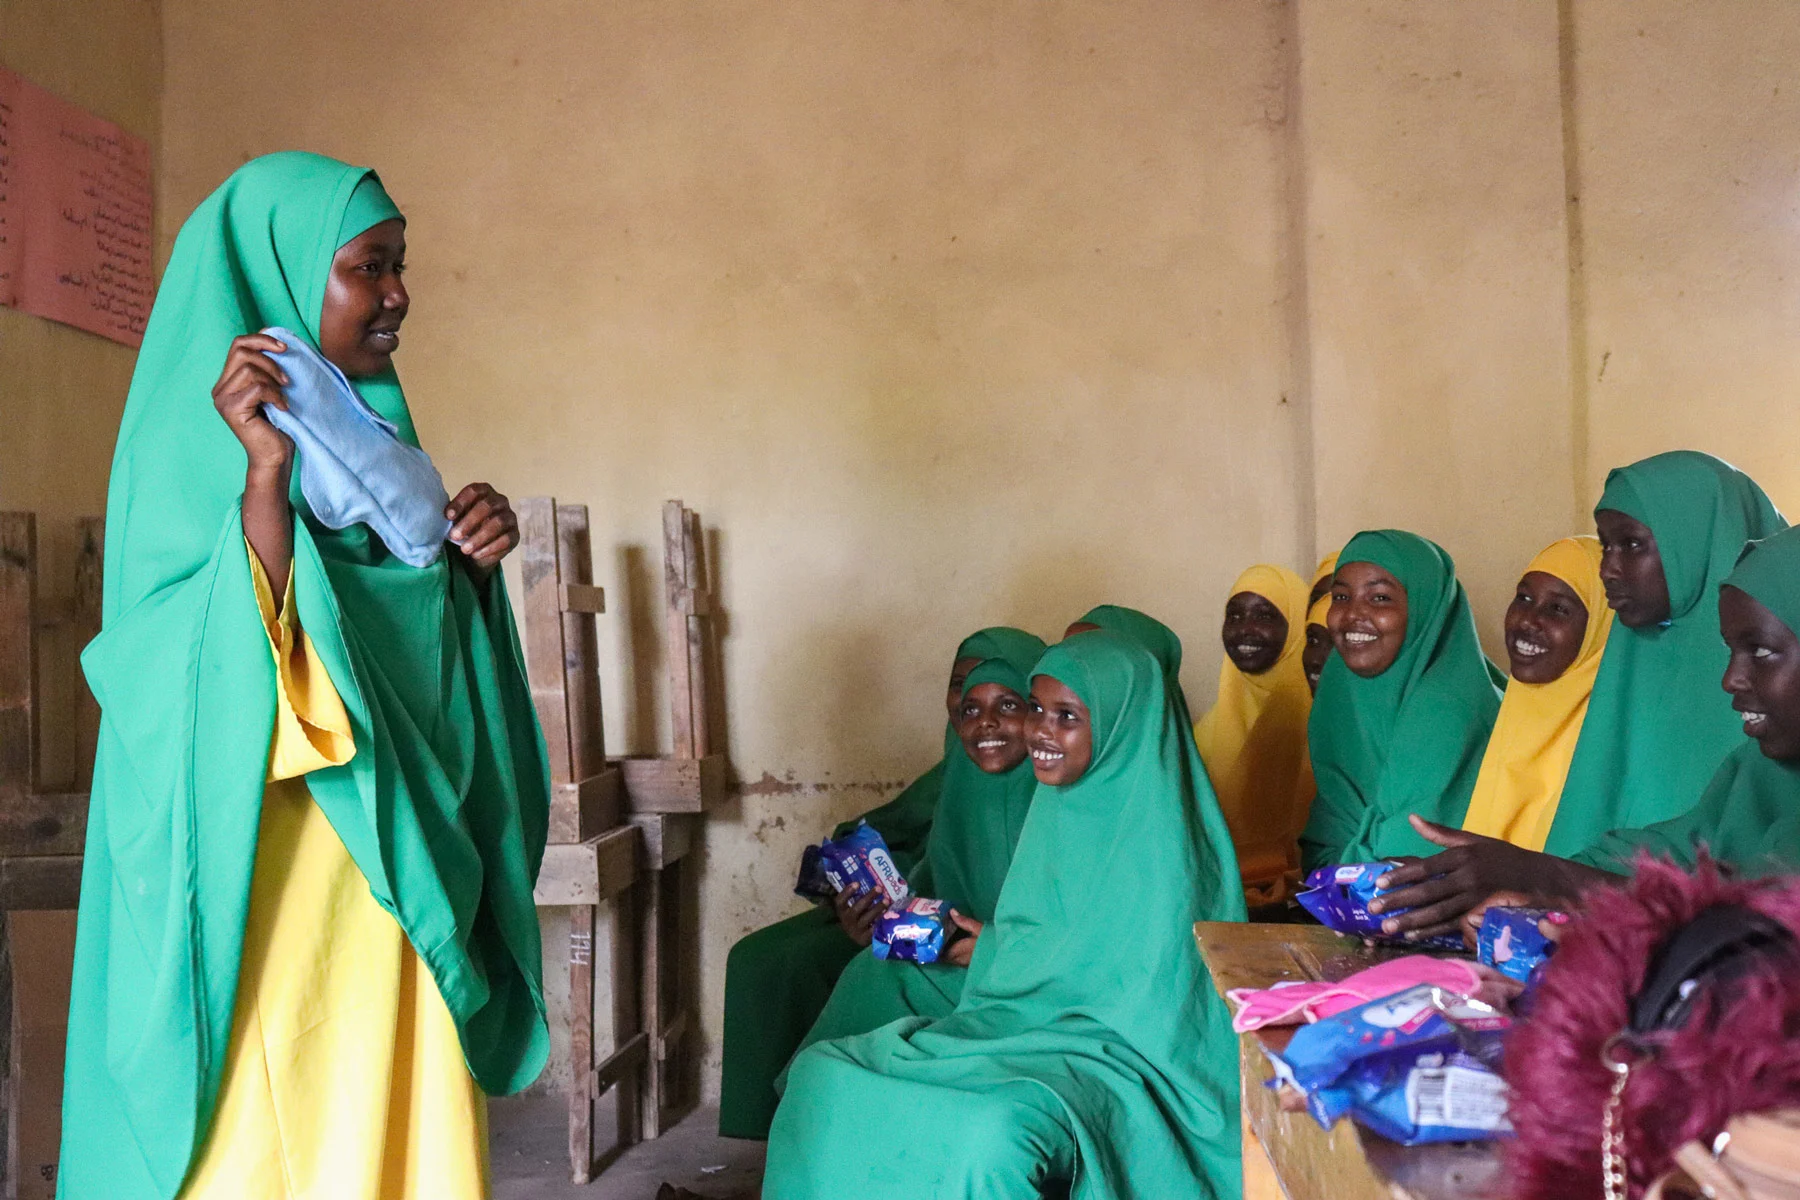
[1546,451,1786,856]
[1575,525,1800,875]
[784,636,1047,1063]
[1302,530,1502,867]
[766,631,1246,1199]
[1075,604,1190,713]
[840,626,1049,871]
[917,641,1046,917]
[60,153,552,1199]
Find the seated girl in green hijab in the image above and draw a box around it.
[1300,530,1504,869]
[764,630,1247,1200]
[1370,521,1800,938]
[719,627,1044,1140]
[780,638,1045,1065]
[60,153,551,1199]
[1369,453,1788,937]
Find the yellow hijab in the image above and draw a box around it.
[1195,564,1314,898]
[1310,554,1338,603]
[1307,554,1338,631]
[1460,536,1613,850]
[1306,591,1331,631]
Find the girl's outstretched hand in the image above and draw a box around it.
[943,908,984,967]
[446,483,520,577]
[1365,816,1546,940]
[213,333,295,470]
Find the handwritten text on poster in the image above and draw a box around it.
[0,66,154,348]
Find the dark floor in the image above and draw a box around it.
[490,1092,765,1200]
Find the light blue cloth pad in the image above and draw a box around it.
[260,326,451,568]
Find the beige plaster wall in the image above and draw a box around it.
[1294,0,1579,653]
[1572,1,1800,514]
[0,0,159,786]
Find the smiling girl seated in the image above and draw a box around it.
[719,626,1044,1140]
[1195,565,1314,904]
[1458,536,1612,850]
[1300,531,1504,868]
[764,631,1246,1200]
[783,637,1045,1058]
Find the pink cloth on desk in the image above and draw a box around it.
[1225,955,1487,1033]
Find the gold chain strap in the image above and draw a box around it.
[1602,1034,1654,1200]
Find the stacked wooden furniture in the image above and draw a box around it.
[520,498,642,1184]
[0,513,99,911]
[615,500,728,1137]
[523,498,728,1179]
[1192,921,1502,1200]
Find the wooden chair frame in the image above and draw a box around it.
[619,500,726,1138]
[520,498,642,1184]
[522,498,728,1174]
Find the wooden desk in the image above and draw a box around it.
[1193,922,1503,1200]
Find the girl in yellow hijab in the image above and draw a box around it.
[1460,536,1612,850]
[1195,564,1315,904]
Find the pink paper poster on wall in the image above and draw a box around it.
[0,65,154,348]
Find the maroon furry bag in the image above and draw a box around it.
[1504,858,1800,1200]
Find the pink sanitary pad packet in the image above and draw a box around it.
[1226,955,1489,1033]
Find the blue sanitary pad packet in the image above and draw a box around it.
[1477,906,1556,984]
[1315,1047,1514,1145]
[1295,862,1466,952]
[791,821,912,906]
[793,843,832,901]
[872,897,950,963]
[1270,983,1514,1145]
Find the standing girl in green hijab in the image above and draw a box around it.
[719,626,1044,1140]
[765,630,1246,1200]
[783,637,1044,1061]
[1301,530,1503,868]
[60,153,552,1199]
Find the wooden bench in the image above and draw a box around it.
[1193,921,1503,1200]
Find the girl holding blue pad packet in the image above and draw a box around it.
[60,152,550,1200]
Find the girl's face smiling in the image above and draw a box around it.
[319,218,409,379]
[946,655,983,718]
[1222,591,1289,675]
[1302,622,1332,694]
[1025,674,1093,785]
[1719,584,1800,761]
[1504,570,1590,684]
[957,683,1029,773]
[1329,562,1409,678]
[1596,508,1673,628]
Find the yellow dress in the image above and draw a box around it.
[178,547,488,1199]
